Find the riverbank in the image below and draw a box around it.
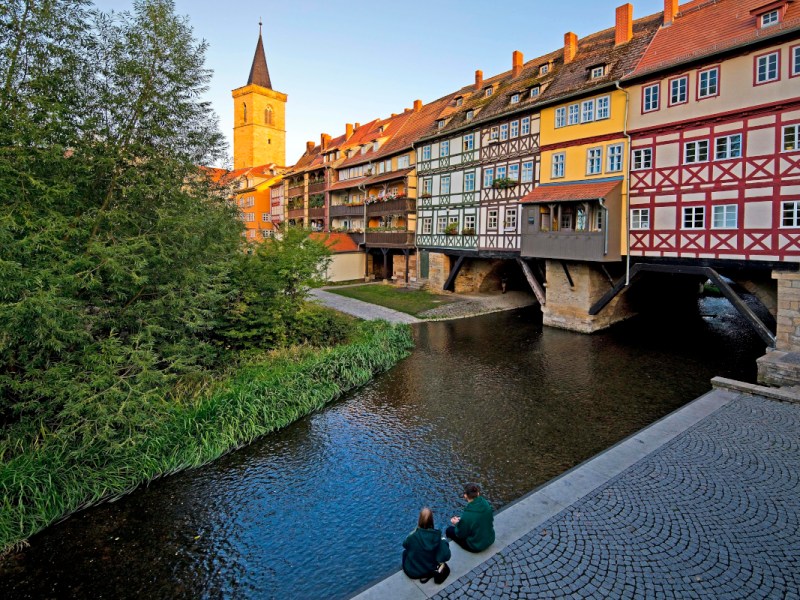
[0,320,413,555]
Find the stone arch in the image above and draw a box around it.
[265,104,274,125]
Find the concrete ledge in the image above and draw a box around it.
[756,350,800,388]
[350,386,736,599]
[712,375,800,404]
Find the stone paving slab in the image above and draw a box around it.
[350,385,800,599]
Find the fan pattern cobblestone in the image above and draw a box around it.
[434,395,800,599]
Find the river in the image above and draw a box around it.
[0,297,765,599]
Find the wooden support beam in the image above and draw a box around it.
[404,250,410,286]
[443,255,465,292]
[381,248,389,281]
[561,261,574,288]
[516,258,546,305]
[704,269,775,348]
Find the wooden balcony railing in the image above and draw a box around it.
[308,181,325,194]
[329,204,364,217]
[366,197,415,216]
[364,231,415,247]
[288,208,304,219]
[309,207,324,219]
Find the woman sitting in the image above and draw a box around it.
[402,507,451,582]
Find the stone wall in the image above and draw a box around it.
[453,259,498,294]
[428,252,450,291]
[542,260,635,333]
[755,271,800,387]
[391,252,418,285]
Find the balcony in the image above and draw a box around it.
[329,204,364,217]
[309,207,325,219]
[288,208,304,219]
[366,197,415,217]
[308,180,325,194]
[521,230,615,262]
[416,234,478,250]
[288,184,304,196]
[364,230,415,248]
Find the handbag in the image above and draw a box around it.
[433,562,450,584]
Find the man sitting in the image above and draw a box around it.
[446,483,495,552]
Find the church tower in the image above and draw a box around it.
[232,23,287,169]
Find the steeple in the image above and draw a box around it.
[247,20,272,89]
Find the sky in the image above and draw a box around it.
[93,0,668,167]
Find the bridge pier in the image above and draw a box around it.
[757,270,800,387]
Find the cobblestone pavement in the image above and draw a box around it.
[434,395,800,600]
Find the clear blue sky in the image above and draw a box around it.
[94,0,667,167]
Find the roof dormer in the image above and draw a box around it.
[751,0,790,29]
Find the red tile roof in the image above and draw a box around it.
[631,0,800,77]
[310,232,360,253]
[520,179,622,203]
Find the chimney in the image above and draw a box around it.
[413,99,422,112]
[663,0,678,26]
[345,123,354,140]
[306,141,315,153]
[512,51,524,78]
[391,113,398,118]
[564,32,578,64]
[615,3,633,46]
[321,133,331,150]
[474,69,483,90]
[355,122,361,129]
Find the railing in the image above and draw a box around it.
[288,208,304,219]
[309,207,325,219]
[416,234,478,250]
[365,231,415,247]
[366,197,415,216]
[329,204,364,217]
[348,232,364,245]
[521,231,611,262]
[287,184,304,196]
[308,181,325,194]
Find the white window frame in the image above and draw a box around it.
[510,93,520,104]
[698,67,719,98]
[596,96,610,120]
[422,217,432,234]
[490,126,499,140]
[555,107,567,128]
[521,117,531,136]
[793,45,800,76]
[670,76,688,105]
[581,99,595,123]
[463,133,475,151]
[587,147,602,175]
[505,208,517,230]
[632,148,652,170]
[487,209,499,230]
[607,144,623,172]
[423,178,433,195]
[464,214,476,232]
[441,175,451,195]
[464,171,475,192]
[643,84,660,112]
[455,97,463,107]
[715,134,742,160]
[509,164,520,181]
[783,125,799,152]
[521,161,534,183]
[440,140,450,157]
[782,201,800,227]
[761,10,779,27]
[422,145,432,160]
[552,152,565,178]
[590,65,605,79]
[630,208,650,230]
[684,140,709,164]
[530,86,540,98]
[500,123,509,141]
[756,52,779,84]
[485,87,493,97]
[466,110,474,121]
[483,168,494,188]
[510,120,519,138]
[568,103,580,125]
[712,204,738,229]
[496,165,507,180]
[436,216,447,234]
[682,206,705,229]
[397,155,410,169]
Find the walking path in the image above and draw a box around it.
[351,378,800,599]
[308,288,421,324]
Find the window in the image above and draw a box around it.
[560,210,573,230]
[463,133,475,151]
[265,105,273,125]
[596,96,610,120]
[441,175,451,195]
[590,65,605,79]
[712,204,738,228]
[715,134,742,160]
[456,96,463,107]
[437,216,447,234]
[521,117,531,135]
[555,107,567,128]
[466,110,474,120]
[464,214,476,231]
[483,168,494,188]
[756,52,779,84]
[643,84,660,112]
[782,201,800,227]
[440,140,450,157]
[530,86,540,97]
[568,103,580,125]
[683,206,705,229]
[540,64,549,75]
[423,178,433,195]
[490,126,499,140]
[510,120,519,138]
[397,155,410,168]
[505,208,517,230]
[485,87,493,97]
[509,164,520,181]
[631,208,650,230]
[500,124,509,141]
[793,45,800,76]
[244,212,255,222]
[698,67,719,98]
[437,119,446,129]
[422,218,432,234]
[262,213,270,222]
[422,145,432,160]
[761,10,779,27]
[511,93,520,104]
[581,99,595,122]
[607,144,623,172]
[685,140,709,163]
[632,148,652,170]
[670,76,688,105]
[783,125,799,151]
[552,152,565,178]
[243,102,247,123]
[464,171,475,192]
[378,162,385,174]
[448,215,459,228]
[521,161,534,183]
[488,210,498,229]
[496,165,507,180]
[587,147,602,175]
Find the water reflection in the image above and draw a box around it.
[0,298,764,599]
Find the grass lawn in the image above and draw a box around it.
[326,284,456,316]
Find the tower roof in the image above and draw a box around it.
[247,24,272,89]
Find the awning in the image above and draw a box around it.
[520,179,622,204]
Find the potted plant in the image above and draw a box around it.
[492,177,518,190]
[445,222,459,235]
[461,227,475,236]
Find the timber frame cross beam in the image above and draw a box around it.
[589,263,777,348]
[443,255,465,292]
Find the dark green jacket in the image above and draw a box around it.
[402,527,451,579]
[455,496,495,551]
